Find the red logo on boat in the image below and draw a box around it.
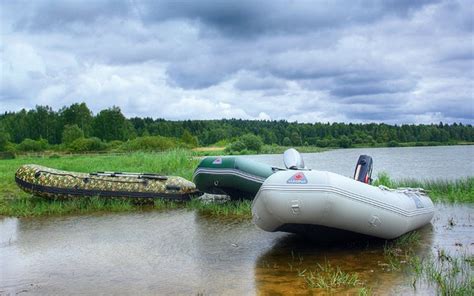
[212,157,222,165]
[287,172,308,184]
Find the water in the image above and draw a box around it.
[1,205,472,295]
[1,145,473,294]
[246,145,474,180]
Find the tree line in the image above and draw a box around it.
[0,103,473,152]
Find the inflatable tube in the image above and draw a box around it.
[15,164,199,200]
[252,170,434,239]
[193,156,277,200]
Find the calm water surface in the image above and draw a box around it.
[246,145,474,180]
[1,205,472,295]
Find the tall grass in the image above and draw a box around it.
[381,231,473,295]
[374,172,474,203]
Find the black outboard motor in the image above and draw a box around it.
[354,155,373,184]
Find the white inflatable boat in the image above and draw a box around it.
[251,149,435,240]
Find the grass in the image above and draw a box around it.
[298,262,362,290]
[419,251,473,295]
[153,198,252,218]
[380,231,473,295]
[0,196,135,217]
[374,172,474,203]
[382,231,421,271]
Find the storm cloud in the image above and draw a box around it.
[0,0,472,123]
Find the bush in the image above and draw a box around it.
[316,139,330,147]
[225,134,263,153]
[282,137,292,146]
[181,130,198,148]
[107,140,123,150]
[338,135,352,148]
[17,138,49,152]
[0,131,10,151]
[119,136,178,152]
[62,124,84,144]
[69,137,107,152]
[387,140,399,147]
[225,140,246,153]
[240,134,263,152]
[0,151,15,159]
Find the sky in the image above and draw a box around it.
[0,0,473,124]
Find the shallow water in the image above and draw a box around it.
[246,145,474,180]
[1,204,472,295]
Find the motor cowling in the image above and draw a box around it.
[283,148,305,170]
[354,155,373,184]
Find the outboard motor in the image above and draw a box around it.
[354,155,373,184]
[283,148,305,170]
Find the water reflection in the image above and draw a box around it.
[254,223,434,295]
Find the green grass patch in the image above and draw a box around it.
[152,198,252,218]
[0,196,135,217]
[298,261,363,290]
[187,199,252,217]
[374,172,474,203]
[381,231,473,295]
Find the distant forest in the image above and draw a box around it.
[0,103,473,153]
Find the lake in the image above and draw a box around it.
[247,145,474,180]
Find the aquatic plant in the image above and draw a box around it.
[374,172,474,203]
[412,251,473,295]
[297,261,362,290]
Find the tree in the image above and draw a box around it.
[60,103,93,136]
[62,124,84,145]
[282,137,292,146]
[92,107,129,141]
[290,131,302,146]
[0,130,10,151]
[338,135,352,148]
[181,130,198,147]
[240,133,263,152]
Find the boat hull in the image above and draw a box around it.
[252,170,434,239]
[193,156,275,200]
[15,164,199,200]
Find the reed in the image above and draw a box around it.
[374,172,474,203]
[412,251,473,295]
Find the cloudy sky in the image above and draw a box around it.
[1,0,473,124]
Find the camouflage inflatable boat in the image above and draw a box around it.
[15,164,199,200]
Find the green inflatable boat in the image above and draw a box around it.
[15,164,199,200]
[192,156,277,200]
